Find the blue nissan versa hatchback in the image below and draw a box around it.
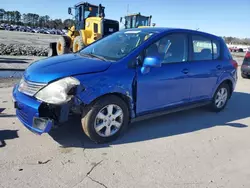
[12,28,238,143]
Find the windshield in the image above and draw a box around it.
[79,30,156,61]
[136,16,149,27]
[125,16,138,29]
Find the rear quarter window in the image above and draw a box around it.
[212,40,220,59]
[221,39,232,60]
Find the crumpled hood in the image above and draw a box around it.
[24,53,112,83]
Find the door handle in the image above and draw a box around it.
[181,68,189,74]
[216,65,222,70]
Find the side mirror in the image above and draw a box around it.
[120,17,123,23]
[141,56,161,74]
[68,7,72,15]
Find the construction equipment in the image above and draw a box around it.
[120,13,155,29]
[48,2,119,57]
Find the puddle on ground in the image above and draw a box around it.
[0,70,24,78]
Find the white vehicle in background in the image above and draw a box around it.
[227,44,250,52]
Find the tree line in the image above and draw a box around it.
[223,36,250,46]
[0,8,249,45]
[0,8,74,29]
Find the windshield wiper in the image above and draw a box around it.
[80,52,108,62]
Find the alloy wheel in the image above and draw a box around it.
[94,104,124,137]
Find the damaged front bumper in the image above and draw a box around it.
[12,84,81,135]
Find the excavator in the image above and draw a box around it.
[120,13,155,29]
[48,2,119,57]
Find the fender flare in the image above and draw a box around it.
[77,85,135,119]
[211,73,235,98]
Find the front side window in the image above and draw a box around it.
[145,33,188,64]
[80,30,156,61]
[192,35,213,61]
[75,6,82,21]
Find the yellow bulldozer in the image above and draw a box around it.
[48,2,119,57]
[120,13,155,29]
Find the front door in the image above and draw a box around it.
[136,33,192,115]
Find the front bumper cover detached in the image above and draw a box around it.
[13,84,54,135]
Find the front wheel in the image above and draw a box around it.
[81,95,129,143]
[210,83,230,112]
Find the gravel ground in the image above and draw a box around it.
[0,30,58,47]
[0,55,45,70]
[0,30,59,56]
[0,65,250,188]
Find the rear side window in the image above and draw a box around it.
[192,35,213,61]
[191,35,221,61]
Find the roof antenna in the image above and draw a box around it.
[127,4,129,15]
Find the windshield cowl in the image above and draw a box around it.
[79,52,110,62]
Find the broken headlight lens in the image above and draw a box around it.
[35,77,80,104]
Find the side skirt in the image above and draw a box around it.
[131,100,211,123]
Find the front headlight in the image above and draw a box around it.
[35,77,80,104]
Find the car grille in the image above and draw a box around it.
[16,109,28,124]
[18,78,47,97]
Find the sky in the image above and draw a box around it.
[2,0,250,38]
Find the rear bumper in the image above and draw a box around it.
[12,84,53,135]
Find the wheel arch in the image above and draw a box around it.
[213,79,234,99]
[88,92,135,120]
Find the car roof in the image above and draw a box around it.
[122,27,220,39]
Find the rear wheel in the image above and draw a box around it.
[56,36,71,55]
[210,83,230,112]
[73,36,85,52]
[81,95,129,143]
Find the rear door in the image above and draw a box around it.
[188,34,223,102]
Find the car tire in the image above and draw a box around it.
[81,95,129,144]
[210,83,230,112]
[73,36,85,53]
[56,35,71,55]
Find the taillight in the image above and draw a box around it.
[230,59,238,69]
